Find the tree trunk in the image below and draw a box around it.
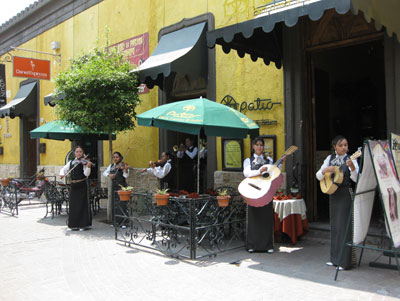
[107,133,113,223]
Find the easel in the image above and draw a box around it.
[335,140,400,281]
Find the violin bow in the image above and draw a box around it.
[115,147,131,172]
[63,153,90,178]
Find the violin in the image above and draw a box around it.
[150,160,163,168]
[77,158,95,166]
[115,162,129,170]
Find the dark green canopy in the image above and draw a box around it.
[30,120,115,141]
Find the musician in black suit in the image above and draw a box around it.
[177,137,197,192]
[103,151,130,227]
[142,151,176,191]
[316,135,359,270]
[60,146,92,231]
[243,137,276,253]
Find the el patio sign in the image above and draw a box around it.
[13,56,50,80]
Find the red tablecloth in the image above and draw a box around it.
[274,213,309,245]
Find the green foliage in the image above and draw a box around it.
[156,188,169,195]
[119,184,134,191]
[217,188,229,196]
[53,46,141,134]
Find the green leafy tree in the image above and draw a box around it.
[54,47,140,136]
[53,45,141,221]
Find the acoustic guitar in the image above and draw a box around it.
[238,146,298,207]
[319,149,362,195]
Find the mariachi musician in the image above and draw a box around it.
[142,151,176,191]
[60,145,92,231]
[176,137,197,192]
[103,151,130,227]
[242,137,282,254]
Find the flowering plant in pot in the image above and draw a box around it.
[216,189,231,207]
[154,188,170,206]
[117,185,134,201]
[0,177,13,187]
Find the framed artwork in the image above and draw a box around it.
[222,139,244,171]
[259,135,276,162]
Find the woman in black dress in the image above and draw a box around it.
[60,146,92,231]
[243,137,275,253]
[103,152,130,227]
[316,135,359,270]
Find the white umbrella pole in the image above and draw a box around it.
[197,135,200,193]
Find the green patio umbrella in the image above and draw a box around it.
[137,97,259,192]
[30,120,115,141]
[137,97,259,138]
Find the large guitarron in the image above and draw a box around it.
[319,149,362,195]
[238,146,298,207]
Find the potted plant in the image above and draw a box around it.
[154,188,170,206]
[0,177,12,187]
[117,185,134,201]
[216,189,231,207]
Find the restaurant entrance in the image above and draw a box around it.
[309,38,386,221]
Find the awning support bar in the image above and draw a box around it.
[10,46,61,66]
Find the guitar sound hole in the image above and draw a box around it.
[262,172,270,178]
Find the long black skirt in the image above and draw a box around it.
[112,183,127,226]
[247,202,274,251]
[330,186,352,269]
[68,180,91,229]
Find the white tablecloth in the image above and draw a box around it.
[273,198,307,221]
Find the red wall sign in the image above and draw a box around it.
[108,32,150,94]
[13,56,50,80]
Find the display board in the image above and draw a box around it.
[354,140,400,247]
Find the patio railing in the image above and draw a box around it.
[115,190,246,259]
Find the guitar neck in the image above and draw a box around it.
[273,146,298,167]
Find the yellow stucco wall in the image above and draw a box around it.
[0,0,283,172]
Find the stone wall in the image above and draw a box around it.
[99,167,159,192]
[214,170,287,193]
[0,164,20,178]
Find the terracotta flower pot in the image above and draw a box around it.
[1,178,10,186]
[117,190,131,201]
[217,195,230,207]
[155,194,169,206]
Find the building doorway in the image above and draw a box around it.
[310,39,386,221]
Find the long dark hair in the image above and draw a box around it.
[331,135,347,156]
[112,151,123,163]
[251,136,264,154]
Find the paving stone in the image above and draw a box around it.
[0,204,400,300]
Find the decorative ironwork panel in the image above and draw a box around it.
[115,190,246,259]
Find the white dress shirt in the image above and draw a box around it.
[102,163,129,178]
[316,154,359,183]
[60,160,91,177]
[145,160,172,179]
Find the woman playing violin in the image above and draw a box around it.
[59,145,92,231]
[103,152,130,227]
[142,151,176,191]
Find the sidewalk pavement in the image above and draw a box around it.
[1,203,399,301]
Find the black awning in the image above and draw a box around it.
[44,92,65,106]
[0,81,37,118]
[206,0,354,68]
[133,22,207,89]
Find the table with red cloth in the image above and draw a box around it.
[273,198,309,245]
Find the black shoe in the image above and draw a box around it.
[247,249,255,253]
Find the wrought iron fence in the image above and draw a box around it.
[115,190,246,259]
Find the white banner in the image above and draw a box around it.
[353,142,376,244]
